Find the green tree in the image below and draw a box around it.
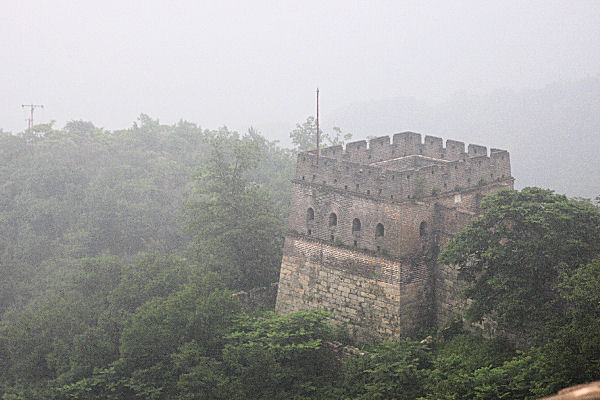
[222,309,338,399]
[439,187,600,339]
[341,340,432,400]
[532,257,600,393]
[64,120,101,137]
[0,257,123,396]
[289,116,352,152]
[0,117,299,398]
[423,334,516,400]
[54,273,239,400]
[185,129,284,290]
[245,127,295,215]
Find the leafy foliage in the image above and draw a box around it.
[440,187,600,337]
[289,116,352,152]
[0,117,294,398]
[341,340,432,400]
[184,129,285,290]
[0,116,598,399]
[222,310,339,399]
[438,188,600,396]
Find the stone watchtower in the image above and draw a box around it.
[275,132,513,339]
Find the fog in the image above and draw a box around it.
[327,77,600,198]
[2,3,600,397]
[2,1,599,195]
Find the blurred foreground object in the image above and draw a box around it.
[541,382,600,400]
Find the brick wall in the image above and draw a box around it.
[275,236,432,340]
[295,152,511,203]
[288,179,512,257]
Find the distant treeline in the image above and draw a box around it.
[0,117,598,399]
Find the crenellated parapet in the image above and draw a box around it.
[317,132,505,164]
[296,132,511,202]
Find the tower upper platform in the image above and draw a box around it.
[295,132,511,201]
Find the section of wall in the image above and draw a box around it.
[294,150,512,203]
[435,262,468,327]
[276,236,432,339]
[288,182,436,256]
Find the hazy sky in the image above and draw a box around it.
[2,1,599,139]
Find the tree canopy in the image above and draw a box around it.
[184,129,285,290]
[440,187,600,338]
[289,116,352,152]
[0,117,598,399]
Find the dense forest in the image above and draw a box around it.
[0,116,598,399]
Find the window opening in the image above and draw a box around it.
[352,218,361,233]
[376,223,384,238]
[329,213,337,227]
[420,221,427,237]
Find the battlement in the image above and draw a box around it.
[317,132,506,164]
[297,133,511,201]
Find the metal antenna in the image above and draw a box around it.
[316,88,319,165]
[21,104,44,130]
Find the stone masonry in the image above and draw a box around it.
[275,132,513,340]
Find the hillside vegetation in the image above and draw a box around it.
[0,117,598,399]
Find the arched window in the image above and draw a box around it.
[375,223,384,238]
[329,212,337,227]
[420,221,427,237]
[352,218,361,233]
[307,208,314,222]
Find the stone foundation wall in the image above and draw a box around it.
[233,283,279,311]
[275,236,432,339]
[435,263,468,327]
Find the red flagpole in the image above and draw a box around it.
[316,88,319,165]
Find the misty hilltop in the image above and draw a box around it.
[325,77,600,199]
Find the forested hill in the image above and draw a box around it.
[0,117,599,399]
[0,116,299,398]
[0,116,295,313]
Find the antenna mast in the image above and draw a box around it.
[316,88,319,165]
[21,104,44,130]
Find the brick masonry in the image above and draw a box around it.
[276,132,513,339]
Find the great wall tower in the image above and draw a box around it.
[275,132,513,339]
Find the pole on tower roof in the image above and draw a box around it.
[316,88,319,165]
